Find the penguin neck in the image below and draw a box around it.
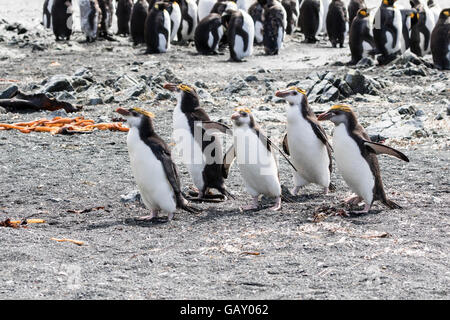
[179,92,200,113]
[137,117,156,138]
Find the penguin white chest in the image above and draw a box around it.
[233,127,281,197]
[158,10,171,52]
[126,128,176,213]
[333,124,374,204]
[286,108,330,187]
[172,104,205,190]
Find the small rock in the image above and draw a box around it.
[56,91,76,101]
[88,97,103,105]
[415,109,425,117]
[194,80,208,88]
[356,57,375,67]
[42,75,74,93]
[0,106,7,114]
[224,76,249,95]
[155,92,171,100]
[344,69,366,94]
[120,190,141,203]
[397,105,416,115]
[338,82,353,97]
[244,75,258,82]
[435,114,443,120]
[49,109,68,118]
[0,85,18,99]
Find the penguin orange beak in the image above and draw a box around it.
[116,107,131,116]
[317,111,332,121]
[275,89,291,98]
[231,112,240,121]
[163,83,178,91]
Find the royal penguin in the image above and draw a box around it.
[348,0,365,23]
[51,0,73,41]
[317,105,409,214]
[43,0,55,29]
[163,83,234,201]
[177,0,198,42]
[198,0,219,21]
[410,0,436,56]
[116,0,133,36]
[195,13,225,54]
[248,0,265,44]
[326,0,349,47]
[116,107,200,221]
[130,0,150,45]
[222,9,255,61]
[275,87,333,196]
[299,0,324,43]
[372,0,403,65]
[430,8,450,70]
[144,1,172,53]
[230,108,282,211]
[282,0,300,35]
[263,1,288,55]
[348,8,376,64]
[79,0,102,42]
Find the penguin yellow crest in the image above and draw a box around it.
[290,86,307,95]
[234,107,252,114]
[178,84,193,92]
[330,105,352,112]
[131,107,155,118]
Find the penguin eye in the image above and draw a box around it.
[240,111,247,117]
[293,91,298,96]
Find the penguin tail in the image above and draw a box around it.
[180,201,202,214]
[382,198,402,210]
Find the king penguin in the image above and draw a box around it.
[248,0,265,44]
[130,0,150,45]
[177,0,198,42]
[326,0,349,48]
[116,0,133,36]
[163,83,235,201]
[430,8,450,70]
[79,0,102,42]
[348,0,365,24]
[409,0,436,57]
[275,87,333,196]
[231,108,282,211]
[299,0,324,43]
[116,107,200,221]
[198,0,218,21]
[195,13,225,54]
[263,0,288,55]
[145,1,172,53]
[372,0,403,65]
[317,105,409,214]
[166,0,182,42]
[222,9,255,62]
[43,0,55,29]
[348,7,376,64]
[51,0,73,41]
[282,0,300,35]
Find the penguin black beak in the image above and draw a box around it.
[317,111,332,121]
[275,90,291,98]
[116,107,131,116]
[163,83,178,91]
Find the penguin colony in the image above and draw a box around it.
[37,1,447,221]
[42,0,450,68]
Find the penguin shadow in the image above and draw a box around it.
[123,216,171,227]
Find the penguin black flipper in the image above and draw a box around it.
[282,132,289,155]
[254,127,298,172]
[147,136,201,213]
[199,121,231,134]
[363,140,409,162]
[222,145,236,179]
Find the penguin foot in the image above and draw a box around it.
[350,203,371,215]
[323,187,329,195]
[290,186,301,196]
[343,195,363,205]
[270,197,282,211]
[240,197,260,211]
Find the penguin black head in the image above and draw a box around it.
[439,8,450,20]
[275,86,307,106]
[231,107,255,127]
[357,8,369,18]
[382,0,396,7]
[221,9,238,29]
[153,1,172,12]
[116,107,155,130]
[317,105,357,126]
[163,83,200,112]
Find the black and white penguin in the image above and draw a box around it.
[195,13,225,54]
[79,0,101,42]
[51,0,73,41]
[348,7,375,64]
[116,107,200,221]
[97,0,113,38]
[326,0,349,47]
[165,1,182,42]
[275,87,333,196]
[163,83,234,201]
[263,1,288,55]
[198,0,218,21]
[399,8,416,53]
[144,1,172,53]
[317,105,409,214]
[410,0,436,56]
[211,0,238,15]
[130,0,149,45]
[43,0,54,29]
[282,0,300,35]
[430,8,450,70]
[321,0,330,34]
[177,0,198,42]
[230,108,282,211]
[428,0,442,23]
[372,0,403,65]
[248,0,265,44]
[348,0,365,24]
[116,0,133,36]
[222,9,255,61]
[299,0,324,43]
